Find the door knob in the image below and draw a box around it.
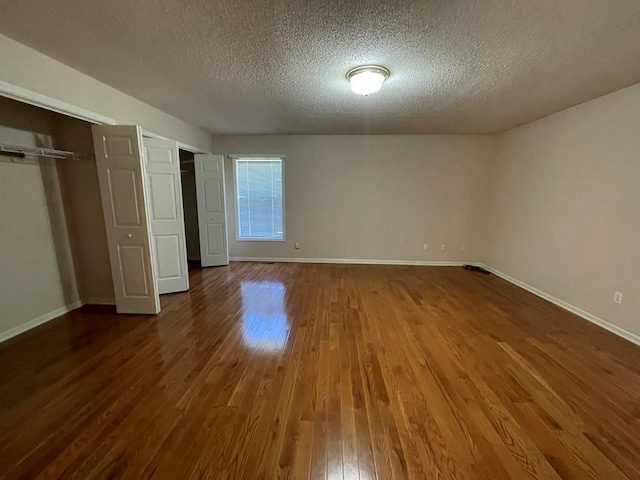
[127,233,133,238]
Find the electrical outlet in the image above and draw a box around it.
[294,242,301,250]
[613,292,623,304]
[440,244,446,251]
[423,243,429,251]
[461,244,466,251]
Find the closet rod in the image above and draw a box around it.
[0,142,84,160]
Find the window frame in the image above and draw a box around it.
[232,155,286,242]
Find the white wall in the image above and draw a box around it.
[0,33,212,152]
[212,135,495,263]
[0,97,81,340]
[483,82,640,340]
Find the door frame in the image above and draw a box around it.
[141,129,206,155]
[0,80,116,125]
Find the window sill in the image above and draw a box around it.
[236,238,286,242]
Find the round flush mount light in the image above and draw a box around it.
[346,65,390,96]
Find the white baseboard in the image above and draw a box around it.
[0,299,83,344]
[479,264,640,347]
[230,257,466,267]
[83,297,116,306]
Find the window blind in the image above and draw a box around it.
[234,157,284,240]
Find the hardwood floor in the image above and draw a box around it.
[1,263,639,479]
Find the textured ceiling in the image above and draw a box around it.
[0,0,639,135]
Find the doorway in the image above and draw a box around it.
[179,149,201,270]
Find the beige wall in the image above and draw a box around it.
[212,135,495,263]
[0,33,212,152]
[0,98,81,339]
[0,33,215,339]
[55,116,114,303]
[2,27,638,345]
[483,82,640,338]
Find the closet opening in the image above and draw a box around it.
[0,95,116,339]
[2,90,225,327]
[179,148,201,270]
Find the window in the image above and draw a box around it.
[233,157,284,240]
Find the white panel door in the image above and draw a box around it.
[195,154,229,267]
[142,137,189,294]
[92,125,160,314]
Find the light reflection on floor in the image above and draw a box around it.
[328,471,361,480]
[240,281,289,353]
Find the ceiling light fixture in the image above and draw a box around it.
[346,65,390,96]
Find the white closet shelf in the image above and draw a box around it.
[0,142,84,160]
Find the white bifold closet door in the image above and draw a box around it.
[195,154,229,267]
[92,125,160,314]
[142,137,189,294]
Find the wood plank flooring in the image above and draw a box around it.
[0,263,639,479]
